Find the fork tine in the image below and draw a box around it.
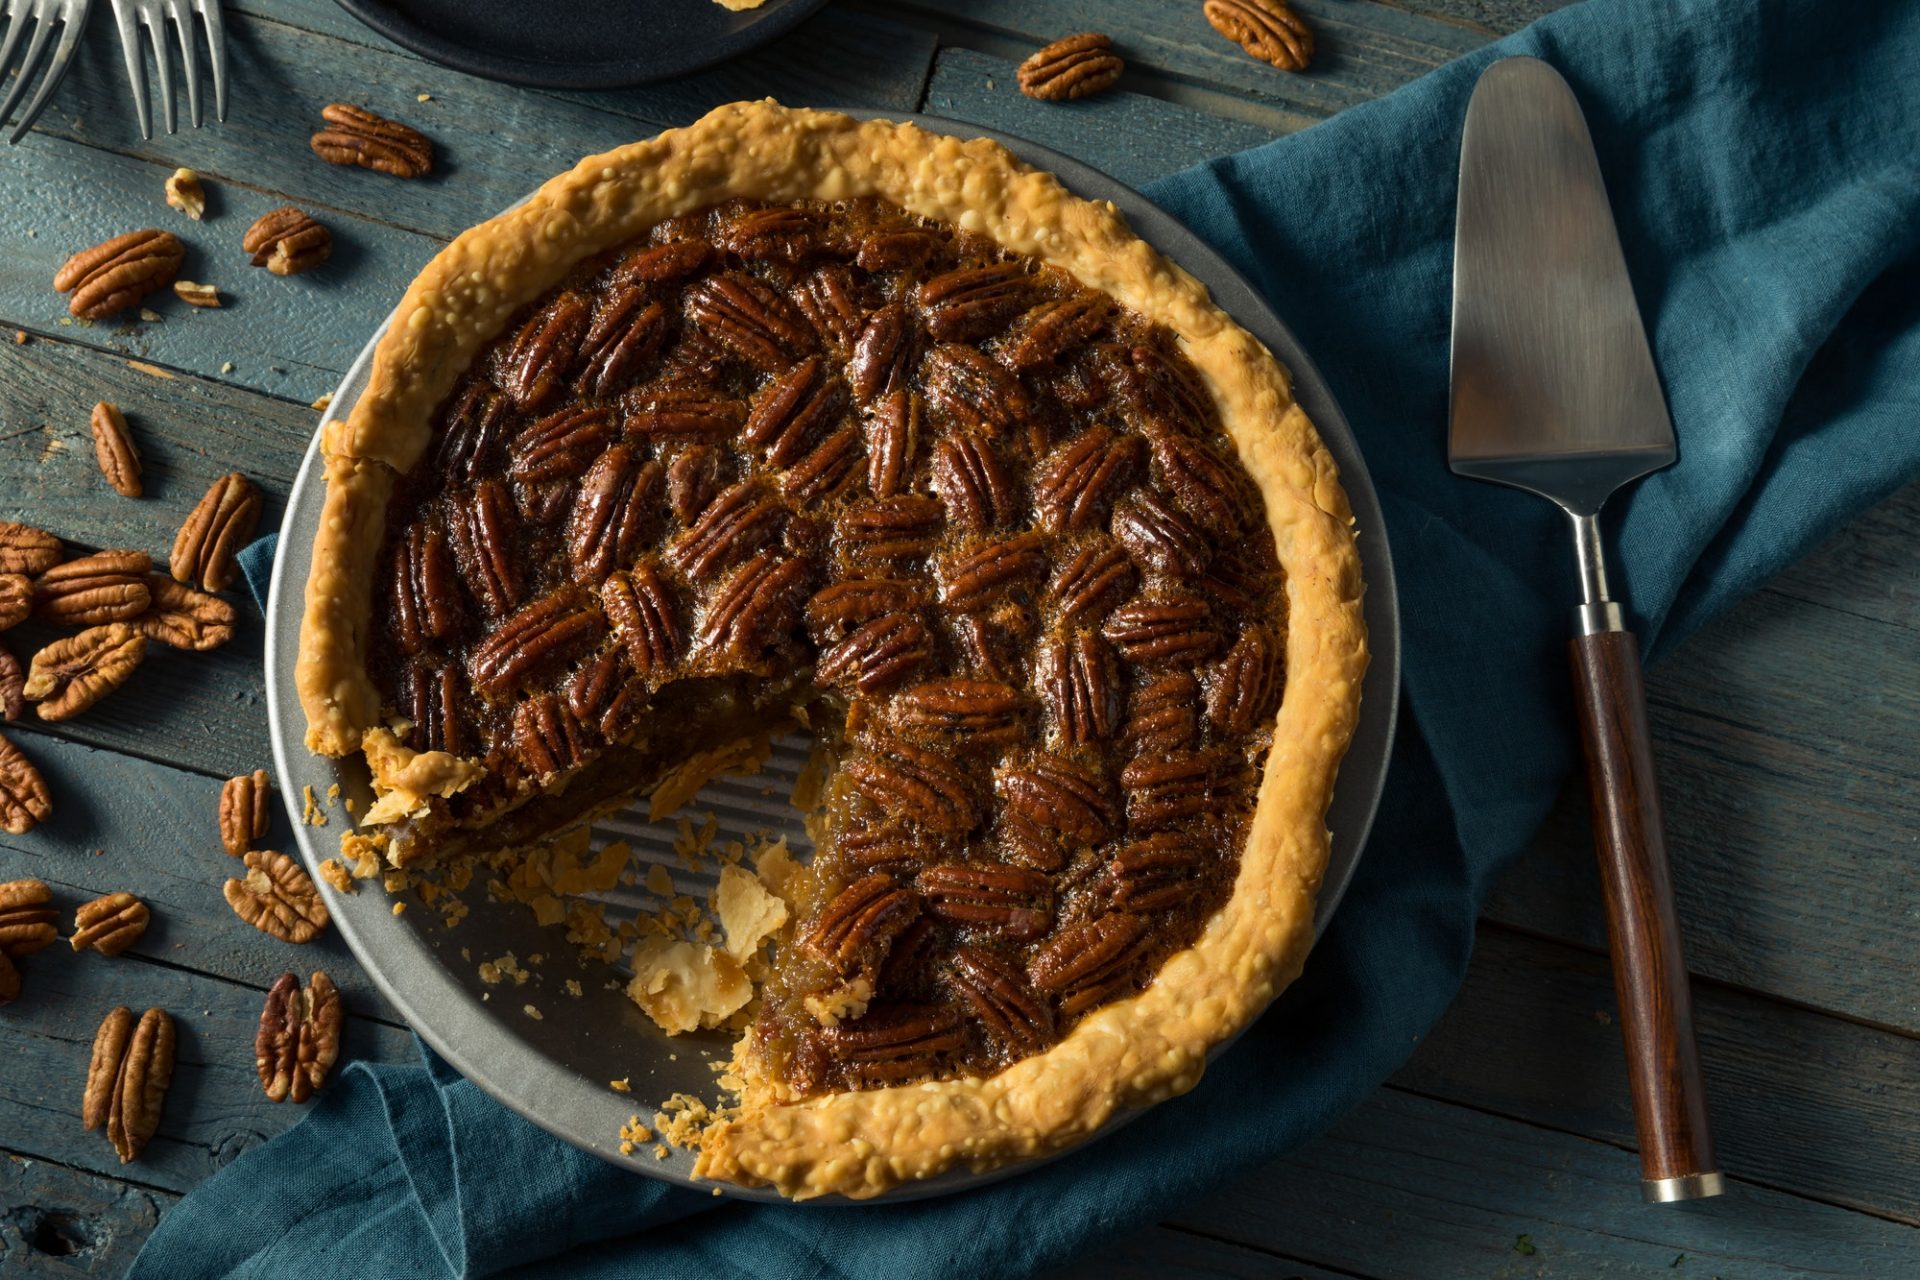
[0,5,57,134]
[141,7,174,135]
[107,0,150,139]
[0,4,33,84]
[192,0,223,122]
[164,0,198,129]
[6,0,89,144]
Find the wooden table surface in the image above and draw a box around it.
[3,1,1915,1275]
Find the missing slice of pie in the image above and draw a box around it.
[298,102,1367,1200]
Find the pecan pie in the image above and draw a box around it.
[298,103,1367,1199]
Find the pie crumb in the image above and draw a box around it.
[625,938,750,1034]
[318,859,354,894]
[523,1004,543,1021]
[610,1077,631,1093]
[391,901,406,916]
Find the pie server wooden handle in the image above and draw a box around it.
[1569,629,1725,1202]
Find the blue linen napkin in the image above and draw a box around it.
[138,1,1920,1274]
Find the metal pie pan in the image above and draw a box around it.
[264,112,1401,1205]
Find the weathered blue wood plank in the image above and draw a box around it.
[0,1151,174,1277]
[1049,1229,1362,1280]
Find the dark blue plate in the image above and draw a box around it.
[334,0,831,90]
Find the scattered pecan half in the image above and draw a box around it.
[1112,488,1212,579]
[918,266,1036,344]
[742,356,848,468]
[682,274,811,372]
[1122,749,1245,830]
[929,434,1014,533]
[33,550,151,626]
[134,575,236,651]
[83,1007,135,1132]
[90,402,143,498]
[1204,0,1314,71]
[224,850,331,943]
[22,624,146,721]
[0,878,58,956]
[923,343,1035,433]
[88,1006,174,1164]
[848,304,914,404]
[0,644,23,721]
[0,735,50,832]
[70,892,149,956]
[220,768,272,856]
[1017,32,1125,101]
[54,230,185,320]
[256,970,343,1103]
[1101,590,1217,665]
[0,521,62,576]
[1004,292,1116,369]
[310,103,434,177]
[164,168,205,220]
[837,495,945,564]
[243,206,333,276]
[0,576,27,631]
[171,472,262,592]
[511,693,589,778]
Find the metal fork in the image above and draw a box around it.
[0,0,94,144]
[109,0,227,141]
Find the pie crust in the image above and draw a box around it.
[297,101,1367,1199]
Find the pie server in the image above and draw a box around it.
[1448,56,1723,1203]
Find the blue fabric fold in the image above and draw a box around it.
[137,1,1920,1275]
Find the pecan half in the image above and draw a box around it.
[742,356,848,467]
[512,693,590,779]
[862,390,919,498]
[447,480,523,617]
[310,102,434,177]
[220,768,272,856]
[601,563,678,680]
[784,423,863,505]
[836,824,937,873]
[1122,750,1247,830]
[837,495,945,564]
[34,550,151,626]
[70,892,149,956]
[856,225,947,274]
[789,263,866,351]
[1148,428,1259,538]
[0,522,62,576]
[0,878,57,955]
[1004,291,1116,369]
[566,647,636,740]
[23,624,145,721]
[171,472,262,592]
[945,946,1054,1053]
[468,590,602,697]
[257,971,343,1103]
[919,863,1051,940]
[698,552,810,663]
[1047,539,1136,627]
[1204,0,1314,71]
[625,385,749,443]
[1017,32,1124,101]
[929,434,1016,533]
[1113,343,1218,436]
[575,287,667,398]
[0,736,50,833]
[385,525,461,657]
[1101,590,1217,665]
[917,264,1036,343]
[432,385,515,486]
[666,445,721,524]
[823,1002,964,1088]
[83,1007,135,1131]
[1106,831,1210,911]
[938,531,1049,612]
[846,737,981,833]
[1112,488,1212,580]
[669,479,784,581]
[1123,672,1200,752]
[1034,427,1145,533]
[510,405,614,486]
[90,402,143,497]
[105,1008,175,1164]
[923,343,1033,433]
[502,293,591,411]
[683,274,811,372]
[615,239,711,286]
[0,576,28,631]
[1040,630,1121,747]
[54,230,184,320]
[804,579,924,644]
[891,678,1027,750]
[722,205,826,263]
[1208,623,1284,735]
[0,645,23,722]
[996,756,1115,844]
[815,612,933,695]
[243,206,332,276]
[400,662,464,756]
[848,303,915,403]
[803,872,921,975]
[1028,912,1152,1016]
[224,850,330,944]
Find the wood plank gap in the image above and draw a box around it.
[1155,1223,1389,1280]
[0,327,335,413]
[2,1144,182,1202]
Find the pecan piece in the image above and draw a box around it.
[0,521,62,575]
[891,678,1027,749]
[929,434,1015,533]
[447,479,523,617]
[90,402,143,497]
[388,524,463,656]
[946,946,1054,1053]
[1122,750,1247,830]
[919,863,1051,940]
[923,343,1034,433]
[502,293,591,411]
[1017,32,1124,101]
[219,768,272,856]
[54,230,184,319]
[566,446,662,580]
[862,390,919,498]
[1123,672,1200,752]
[0,645,23,722]
[789,263,866,351]
[625,385,749,443]
[803,872,921,975]
[164,168,205,220]
[0,575,30,631]
[815,612,932,695]
[699,552,810,663]
[468,590,601,697]
[171,472,262,592]
[1004,291,1116,369]
[939,531,1049,612]
[917,264,1036,343]
[257,971,343,1103]
[1102,591,1217,665]
[1113,488,1212,580]
[1033,426,1145,533]
[721,204,825,263]
[575,288,667,399]
[1208,623,1284,734]
[683,274,811,372]
[848,303,914,403]
[1205,0,1314,71]
[1040,630,1120,747]
[1047,540,1136,627]
[310,102,435,176]
[615,239,710,285]
[742,356,848,467]
[23,624,145,721]
[601,563,678,680]
[224,850,330,944]
[511,693,590,779]
[856,225,947,274]
[996,756,1115,844]
[70,892,149,956]
[804,579,924,644]
[669,479,784,581]
[1028,912,1153,1016]
[837,495,944,564]
[0,736,50,833]
[86,1006,175,1164]
[1106,831,1211,911]
[243,206,332,276]
[0,878,57,955]
[1148,428,1259,538]
[34,550,151,626]
[824,1002,965,1089]
[783,423,863,505]
[846,737,981,833]
[432,384,515,486]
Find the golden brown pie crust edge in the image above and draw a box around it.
[295,100,1369,1200]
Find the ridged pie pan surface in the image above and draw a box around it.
[264,112,1401,1204]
